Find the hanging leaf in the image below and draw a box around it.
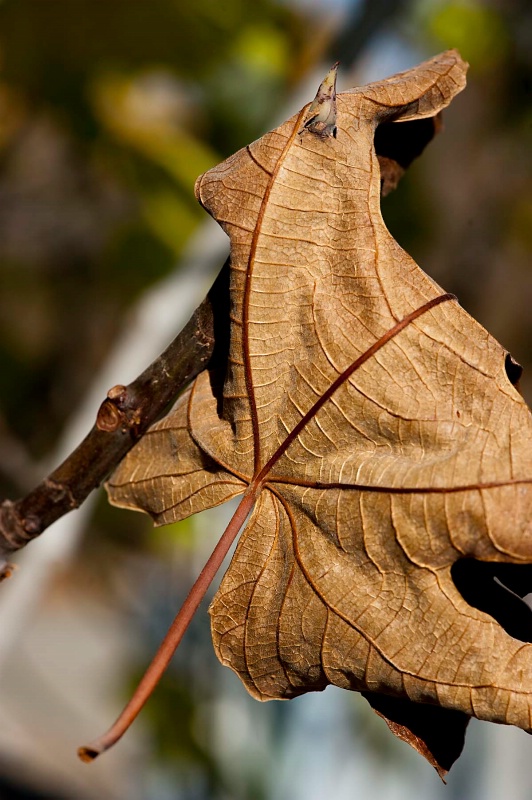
[84,50,532,778]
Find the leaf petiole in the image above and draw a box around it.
[78,486,257,762]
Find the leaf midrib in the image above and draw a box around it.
[241,107,308,475]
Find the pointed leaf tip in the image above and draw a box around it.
[302,62,339,139]
[320,61,339,95]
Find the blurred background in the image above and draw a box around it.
[0,0,531,798]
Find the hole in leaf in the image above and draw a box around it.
[451,559,532,643]
[374,116,440,170]
[374,115,441,196]
[504,352,523,387]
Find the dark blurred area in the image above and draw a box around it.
[0,1,530,798]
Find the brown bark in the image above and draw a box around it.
[0,260,230,575]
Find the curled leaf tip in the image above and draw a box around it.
[302,61,339,139]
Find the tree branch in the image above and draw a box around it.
[0,261,230,575]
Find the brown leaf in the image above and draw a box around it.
[106,51,532,774]
[362,691,469,781]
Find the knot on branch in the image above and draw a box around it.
[97,385,142,434]
[0,499,37,556]
[0,561,16,583]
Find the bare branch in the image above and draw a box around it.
[0,261,230,573]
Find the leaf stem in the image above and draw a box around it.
[78,486,256,762]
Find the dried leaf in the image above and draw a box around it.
[106,51,532,776]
